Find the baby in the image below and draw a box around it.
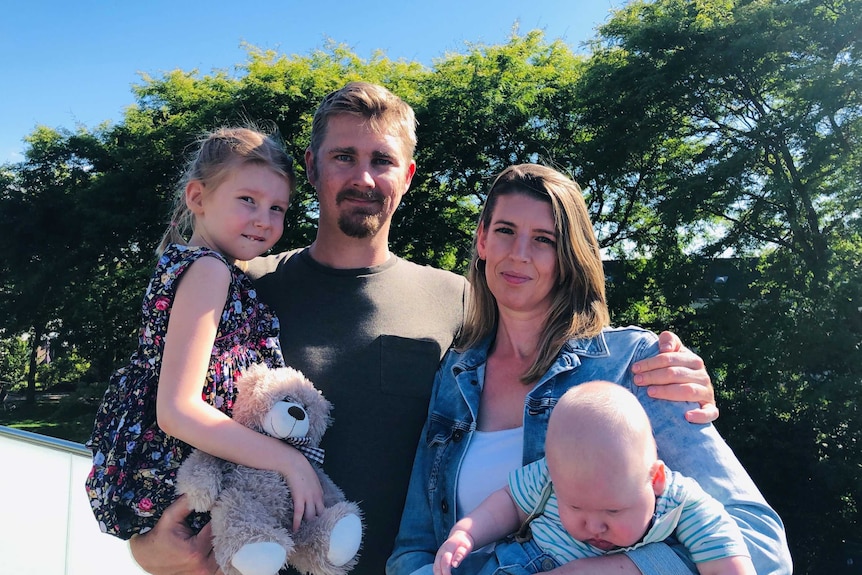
[435,380,755,575]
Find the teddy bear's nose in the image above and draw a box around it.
[288,406,306,420]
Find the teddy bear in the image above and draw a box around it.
[175,363,363,575]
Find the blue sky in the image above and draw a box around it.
[2,0,622,163]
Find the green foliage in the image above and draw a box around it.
[686,248,862,571]
[587,2,862,570]
[592,0,862,273]
[37,348,91,389]
[0,336,28,386]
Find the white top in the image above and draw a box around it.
[456,426,524,516]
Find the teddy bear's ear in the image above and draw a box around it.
[232,364,280,429]
[231,364,334,441]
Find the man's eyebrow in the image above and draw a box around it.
[328,146,357,155]
[371,149,395,159]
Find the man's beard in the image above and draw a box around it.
[336,189,385,238]
[338,212,382,238]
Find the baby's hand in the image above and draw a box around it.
[434,530,474,575]
[279,446,325,532]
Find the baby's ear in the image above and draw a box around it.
[650,461,667,496]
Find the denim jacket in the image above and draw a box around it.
[387,327,792,575]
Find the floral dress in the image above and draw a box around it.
[85,244,285,539]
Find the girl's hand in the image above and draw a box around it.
[279,446,326,532]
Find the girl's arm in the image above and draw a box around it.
[156,256,323,531]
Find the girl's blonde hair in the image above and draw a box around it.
[157,127,296,256]
[457,164,610,383]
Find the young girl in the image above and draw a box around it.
[86,127,324,541]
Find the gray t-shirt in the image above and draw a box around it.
[247,248,468,574]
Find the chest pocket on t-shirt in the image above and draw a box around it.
[379,335,443,400]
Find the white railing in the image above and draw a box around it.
[0,426,147,575]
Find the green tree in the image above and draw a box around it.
[0,336,28,386]
[584,1,862,570]
[0,128,100,402]
[587,0,861,268]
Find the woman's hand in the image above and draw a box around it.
[632,330,719,424]
[128,495,220,575]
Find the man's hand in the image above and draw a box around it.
[128,495,220,575]
[632,330,719,424]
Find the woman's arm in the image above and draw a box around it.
[546,554,642,574]
[696,556,756,575]
[157,256,323,530]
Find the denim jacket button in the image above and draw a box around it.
[452,429,464,441]
[541,558,556,571]
[441,498,449,513]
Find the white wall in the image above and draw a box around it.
[0,426,148,575]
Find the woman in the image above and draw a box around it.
[387,165,791,575]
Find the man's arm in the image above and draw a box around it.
[128,496,219,575]
[632,330,719,424]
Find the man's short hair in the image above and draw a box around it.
[308,82,417,161]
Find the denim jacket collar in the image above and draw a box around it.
[450,331,612,382]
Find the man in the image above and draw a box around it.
[129,82,716,575]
